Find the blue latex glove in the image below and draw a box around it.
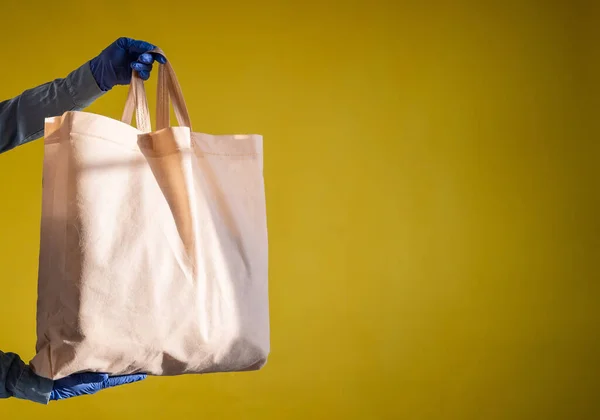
[89,37,167,91]
[50,372,147,401]
[1,351,147,403]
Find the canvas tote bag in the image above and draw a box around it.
[30,51,269,380]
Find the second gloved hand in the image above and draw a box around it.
[50,372,147,401]
[1,351,147,404]
[89,37,167,91]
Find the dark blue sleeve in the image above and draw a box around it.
[0,351,53,404]
[0,62,105,154]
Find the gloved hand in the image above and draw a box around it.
[1,350,147,404]
[89,37,167,91]
[50,372,147,401]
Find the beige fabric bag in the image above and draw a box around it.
[30,51,270,380]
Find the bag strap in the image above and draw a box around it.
[154,48,192,130]
[121,48,191,132]
[156,58,169,130]
[121,71,152,132]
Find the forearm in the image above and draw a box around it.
[0,351,53,404]
[0,62,104,154]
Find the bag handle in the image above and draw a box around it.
[121,48,192,132]
[121,71,152,132]
[154,48,192,130]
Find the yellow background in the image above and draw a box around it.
[0,1,598,419]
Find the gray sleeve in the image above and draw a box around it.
[0,351,53,404]
[0,62,105,154]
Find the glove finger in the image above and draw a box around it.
[70,372,109,385]
[138,70,151,80]
[139,52,166,65]
[138,53,154,64]
[151,52,167,64]
[131,62,153,72]
[104,373,148,389]
[127,39,156,55]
